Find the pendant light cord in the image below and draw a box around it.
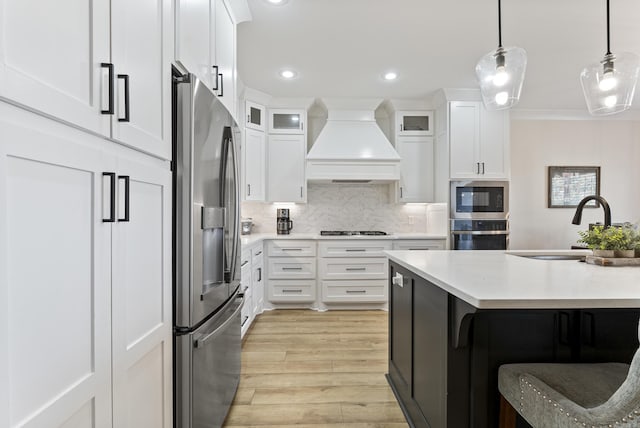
[498,0,503,48]
[605,0,611,55]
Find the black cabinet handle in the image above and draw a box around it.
[482,162,485,174]
[212,65,219,91]
[257,267,262,282]
[218,73,224,97]
[117,74,130,123]
[582,311,596,347]
[117,175,130,222]
[558,311,571,346]
[103,172,116,222]
[101,63,115,115]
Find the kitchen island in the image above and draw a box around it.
[385,250,640,428]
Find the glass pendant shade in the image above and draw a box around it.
[580,52,640,115]
[476,46,527,110]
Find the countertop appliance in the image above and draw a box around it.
[276,208,293,235]
[241,218,253,235]
[450,181,509,250]
[173,69,243,428]
[320,230,388,236]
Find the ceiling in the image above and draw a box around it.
[237,0,640,113]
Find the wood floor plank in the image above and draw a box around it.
[223,309,408,428]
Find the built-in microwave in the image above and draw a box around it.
[450,180,509,220]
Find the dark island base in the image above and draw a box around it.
[388,261,640,428]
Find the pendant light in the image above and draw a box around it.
[475,0,527,110]
[580,0,640,116]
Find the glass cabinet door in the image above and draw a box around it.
[397,110,434,136]
[245,101,265,132]
[268,109,305,134]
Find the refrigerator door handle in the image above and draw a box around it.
[228,128,241,282]
[194,296,243,348]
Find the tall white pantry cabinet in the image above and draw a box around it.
[0,0,174,427]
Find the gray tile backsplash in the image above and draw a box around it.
[241,183,446,234]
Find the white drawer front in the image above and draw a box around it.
[268,240,317,257]
[268,280,316,302]
[252,244,264,265]
[241,248,251,266]
[392,239,446,250]
[319,257,388,280]
[318,240,392,257]
[321,280,387,303]
[268,258,316,279]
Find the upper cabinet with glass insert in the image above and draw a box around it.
[246,100,265,132]
[396,110,434,136]
[269,109,306,134]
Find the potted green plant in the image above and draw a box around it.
[577,224,640,258]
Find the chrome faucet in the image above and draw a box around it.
[571,195,612,228]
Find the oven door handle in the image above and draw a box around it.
[194,296,244,348]
[451,230,510,235]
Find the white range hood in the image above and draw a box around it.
[306,99,400,183]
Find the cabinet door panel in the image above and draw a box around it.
[478,108,508,178]
[0,118,112,428]
[449,102,479,179]
[111,157,172,428]
[244,128,266,201]
[111,0,172,159]
[389,266,413,391]
[213,0,236,117]
[0,0,110,135]
[397,136,434,202]
[267,134,305,202]
[175,0,212,87]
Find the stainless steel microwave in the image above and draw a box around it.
[450,180,509,220]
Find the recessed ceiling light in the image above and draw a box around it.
[265,0,289,5]
[280,69,297,79]
[384,72,398,81]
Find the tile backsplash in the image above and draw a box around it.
[241,183,447,234]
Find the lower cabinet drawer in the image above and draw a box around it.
[319,257,388,280]
[268,258,316,279]
[268,280,316,303]
[321,280,387,303]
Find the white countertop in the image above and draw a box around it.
[385,249,640,310]
[241,232,447,247]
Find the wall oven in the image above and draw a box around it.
[450,181,509,250]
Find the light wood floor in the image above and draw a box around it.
[223,309,409,428]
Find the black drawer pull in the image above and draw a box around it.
[346,290,367,294]
[282,289,302,293]
[103,172,116,222]
[346,249,366,252]
[345,267,367,271]
[211,65,219,91]
[117,175,130,222]
[282,267,303,271]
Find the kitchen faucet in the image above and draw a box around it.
[571,195,612,228]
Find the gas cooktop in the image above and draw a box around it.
[320,231,388,236]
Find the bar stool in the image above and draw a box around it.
[498,323,640,428]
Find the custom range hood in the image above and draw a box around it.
[306,98,400,183]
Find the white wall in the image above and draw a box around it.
[510,119,640,249]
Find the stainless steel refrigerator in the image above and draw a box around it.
[173,69,242,428]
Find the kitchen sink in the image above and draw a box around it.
[516,254,586,261]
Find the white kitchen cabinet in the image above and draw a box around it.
[0,0,110,136]
[176,0,237,119]
[111,154,172,428]
[212,0,236,117]
[0,0,172,160]
[392,239,446,250]
[243,128,266,201]
[317,240,391,304]
[110,0,173,159]
[396,110,434,136]
[266,240,317,303]
[449,101,509,179]
[245,100,266,131]
[0,105,172,428]
[240,248,253,337]
[269,109,306,134]
[267,134,306,202]
[396,136,435,203]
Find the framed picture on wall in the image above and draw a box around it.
[548,166,601,208]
